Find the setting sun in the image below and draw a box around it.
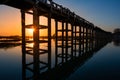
[28,29,34,33]
[26,28,34,36]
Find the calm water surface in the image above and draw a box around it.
[67,42,120,80]
[0,40,120,80]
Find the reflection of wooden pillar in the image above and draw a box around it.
[33,42,39,80]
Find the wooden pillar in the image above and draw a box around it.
[92,27,93,50]
[86,26,88,52]
[71,24,74,59]
[48,8,52,69]
[33,7,39,43]
[79,26,81,56]
[74,25,77,56]
[82,26,85,53]
[89,27,91,51]
[55,19,58,66]
[91,27,94,51]
[33,6,40,79]
[21,10,26,80]
[65,22,68,61]
[62,21,64,62]
[21,10,25,44]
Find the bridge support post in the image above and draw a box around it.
[55,19,58,66]
[79,26,81,56]
[71,24,74,59]
[91,26,94,50]
[21,10,25,44]
[82,27,85,53]
[48,8,52,69]
[21,9,26,80]
[86,26,88,52]
[74,25,77,56]
[33,6,40,79]
[65,22,68,61]
[33,7,39,43]
[62,21,64,62]
[88,27,91,51]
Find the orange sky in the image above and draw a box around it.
[0,4,115,36]
[0,6,21,36]
[0,5,56,36]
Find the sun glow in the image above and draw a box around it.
[29,29,34,33]
[27,28,34,36]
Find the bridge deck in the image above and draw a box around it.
[0,0,34,10]
[0,0,93,27]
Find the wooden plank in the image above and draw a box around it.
[25,24,48,29]
[39,25,48,29]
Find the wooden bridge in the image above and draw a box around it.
[0,0,112,50]
[0,0,112,79]
[0,0,111,41]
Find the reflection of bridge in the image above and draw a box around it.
[0,0,112,80]
[21,38,111,80]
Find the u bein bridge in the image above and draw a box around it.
[0,0,112,80]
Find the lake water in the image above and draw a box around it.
[0,39,120,80]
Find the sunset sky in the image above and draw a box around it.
[0,0,120,36]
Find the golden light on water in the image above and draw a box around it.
[27,43,34,47]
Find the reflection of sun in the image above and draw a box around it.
[27,43,34,47]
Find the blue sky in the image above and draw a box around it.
[54,0,120,32]
[0,0,120,35]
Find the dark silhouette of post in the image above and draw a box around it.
[48,4,52,69]
[74,25,77,56]
[71,24,74,59]
[79,25,81,56]
[65,22,68,61]
[62,21,64,62]
[55,19,58,66]
[85,25,88,52]
[21,10,26,80]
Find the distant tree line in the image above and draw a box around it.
[113,28,120,40]
[0,35,21,40]
[114,28,120,34]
